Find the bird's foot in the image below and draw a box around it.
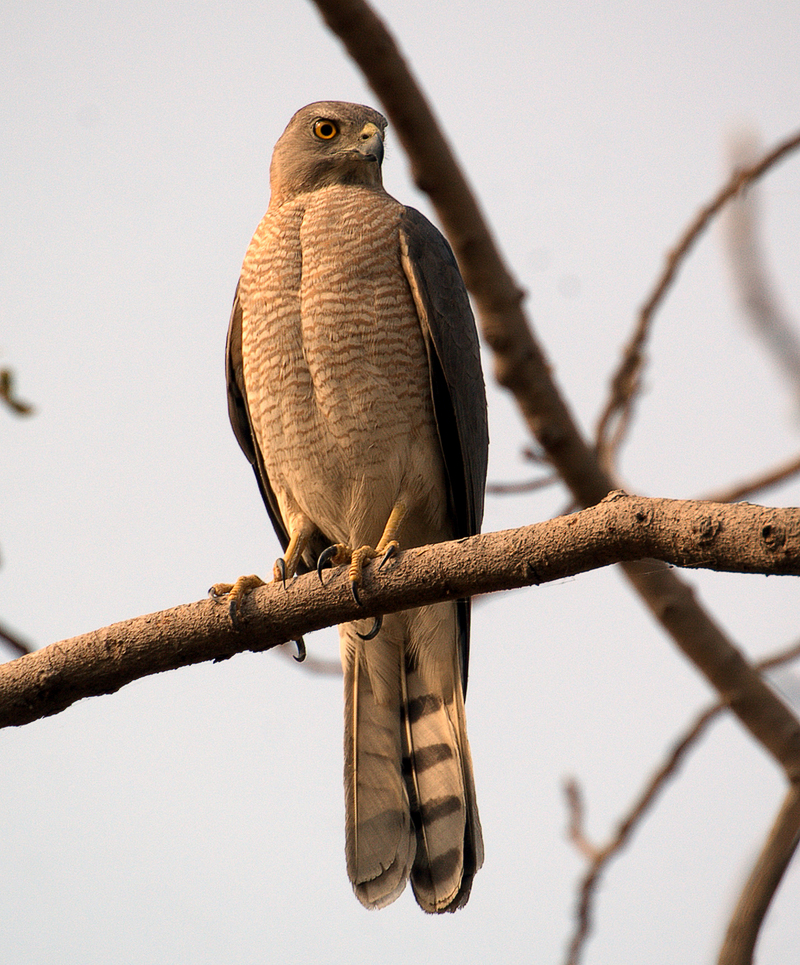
[316,539,399,607]
[316,543,378,604]
[273,556,290,585]
[209,573,266,625]
[317,543,353,583]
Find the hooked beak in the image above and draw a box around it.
[356,123,384,166]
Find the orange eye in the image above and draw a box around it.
[313,119,339,140]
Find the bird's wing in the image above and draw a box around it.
[225,287,301,565]
[399,208,488,537]
[399,207,489,689]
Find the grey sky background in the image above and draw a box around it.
[2,1,800,962]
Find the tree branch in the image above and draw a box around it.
[2,494,800,732]
[717,780,800,965]
[563,639,800,965]
[703,450,800,505]
[723,131,800,410]
[307,0,800,789]
[595,129,800,466]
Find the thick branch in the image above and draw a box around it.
[2,495,800,736]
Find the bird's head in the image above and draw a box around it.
[269,101,387,202]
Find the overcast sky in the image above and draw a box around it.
[2,1,800,963]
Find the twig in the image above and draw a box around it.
[703,451,800,504]
[723,131,800,410]
[717,780,800,965]
[564,703,724,965]
[0,621,33,658]
[564,637,800,965]
[0,369,34,416]
[486,472,559,496]
[595,129,800,469]
[563,778,601,862]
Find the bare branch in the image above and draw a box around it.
[717,781,800,965]
[595,129,800,467]
[3,494,800,732]
[563,778,601,862]
[486,472,559,496]
[758,639,800,674]
[565,637,800,965]
[0,620,33,657]
[703,450,800,504]
[565,702,724,965]
[0,368,34,416]
[723,131,800,409]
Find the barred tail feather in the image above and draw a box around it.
[341,604,482,913]
[342,621,416,910]
[402,635,483,913]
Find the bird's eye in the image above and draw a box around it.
[313,120,339,140]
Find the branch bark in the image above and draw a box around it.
[2,495,799,733]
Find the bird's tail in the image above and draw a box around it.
[341,603,482,913]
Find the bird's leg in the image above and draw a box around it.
[351,500,406,635]
[317,500,407,609]
[210,516,316,624]
[348,501,407,596]
[273,517,317,585]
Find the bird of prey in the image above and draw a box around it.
[220,101,488,913]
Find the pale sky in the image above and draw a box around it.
[2,1,800,963]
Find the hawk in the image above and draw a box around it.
[221,102,488,912]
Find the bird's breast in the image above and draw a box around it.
[238,185,446,546]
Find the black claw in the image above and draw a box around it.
[379,544,398,568]
[357,616,382,641]
[275,557,287,587]
[317,545,338,584]
[350,579,363,607]
[293,637,307,662]
[228,598,241,628]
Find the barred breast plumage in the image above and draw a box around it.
[239,183,448,552]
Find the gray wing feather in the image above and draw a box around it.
[399,208,489,691]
